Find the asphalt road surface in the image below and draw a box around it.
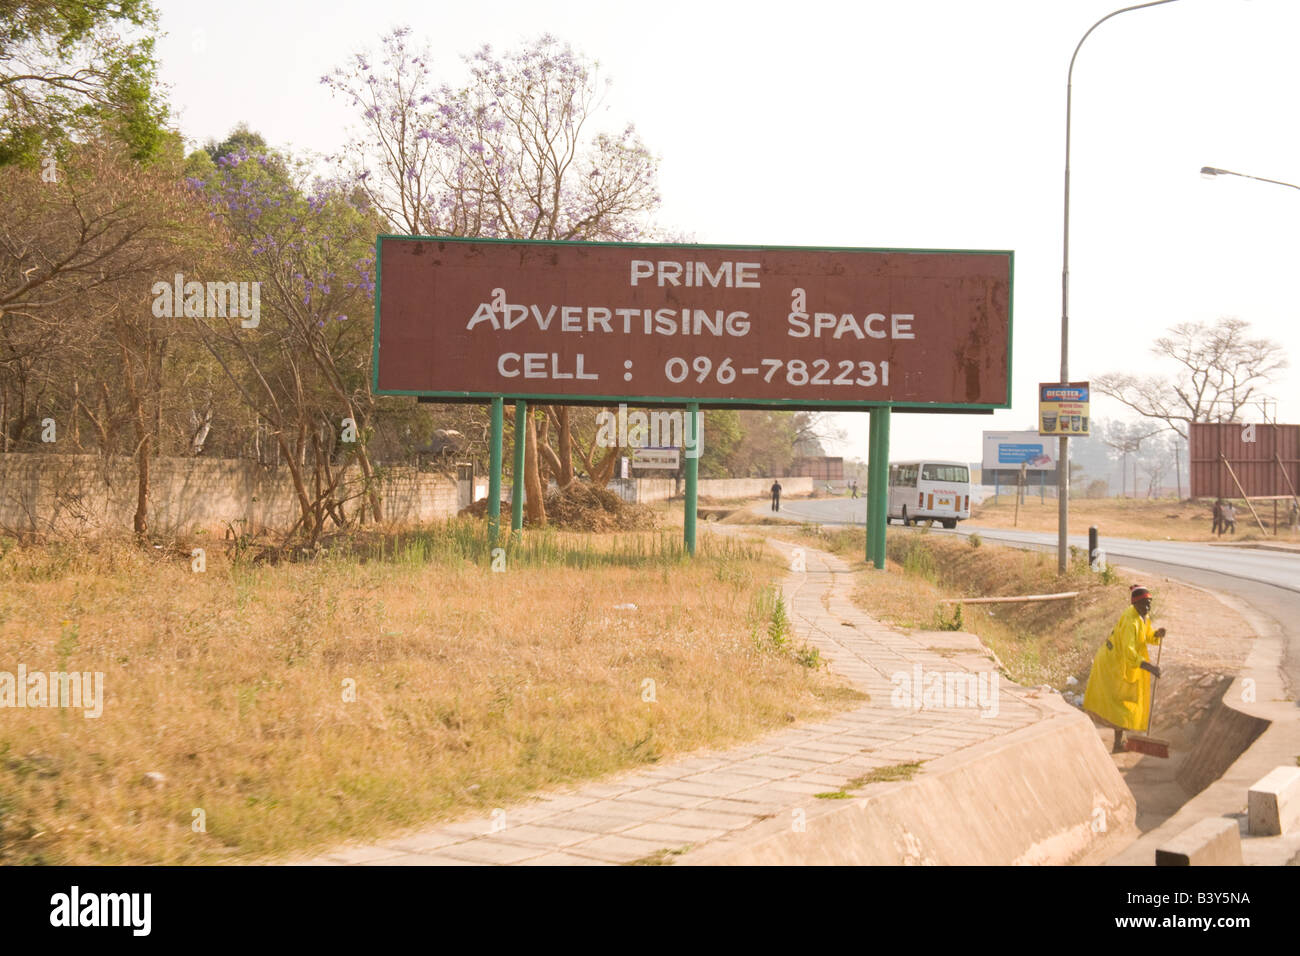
[767,496,1300,701]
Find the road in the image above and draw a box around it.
[766,496,1300,700]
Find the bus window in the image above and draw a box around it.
[921,464,969,483]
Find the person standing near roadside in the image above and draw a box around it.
[1224,501,1237,535]
[1083,585,1166,753]
[770,480,782,512]
[1211,498,1225,536]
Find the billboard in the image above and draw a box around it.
[374,237,1013,411]
[982,431,1057,473]
[1039,382,1090,436]
[1189,422,1299,498]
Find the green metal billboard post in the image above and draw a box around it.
[511,400,526,537]
[488,397,503,546]
[867,406,892,570]
[684,402,699,556]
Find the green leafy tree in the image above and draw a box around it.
[698,409,741,479]
[0,0,168,165]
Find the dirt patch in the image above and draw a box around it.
[971,495,1300,543]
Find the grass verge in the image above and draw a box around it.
[0,520,856,864]
[767,524,1135,688]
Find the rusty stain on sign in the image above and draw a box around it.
[374,237,1012,410]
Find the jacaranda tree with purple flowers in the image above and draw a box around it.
[189,138,395,544]
[324,30,663,525]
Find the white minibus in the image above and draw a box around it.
[887,460,971,529]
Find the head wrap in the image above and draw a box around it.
[1130,585,1152,604]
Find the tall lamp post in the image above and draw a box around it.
[1059,0,1182,573]
[1200,166,1300,193]
[1200,165,1297,530]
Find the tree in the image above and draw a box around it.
[0,136,208,534]
[1136,432,1184,499]
[1094,318,1287,439]
[1098,419,1164,499]
[723,411,797,478]
[189,136,392,545]
[792,411,844,458]
[0,0,168,165]
[324,30,663,524]
[698,409,742,479]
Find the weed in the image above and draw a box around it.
[767,595,792,651]
[846,762,924,787]
[55,620,80,668]
[935,603,963,632]
[224,519,254,566]
[793,644,822,668]
[968,532,982,549]
[901,539,937,583]
[814,790,852,799]
[627,845,692,865]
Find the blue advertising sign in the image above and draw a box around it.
[998,443,1045,464]
[982,430,1058,473]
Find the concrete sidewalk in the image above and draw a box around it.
[291,536,1126,866]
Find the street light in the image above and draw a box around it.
[1200,166,1300,192]
[1059,0,1182,573]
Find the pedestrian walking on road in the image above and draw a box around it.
[850,480,859,499]
[1083,585,1166,753]
[770,480,782,512]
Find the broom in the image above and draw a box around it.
[1125,631,1169,758]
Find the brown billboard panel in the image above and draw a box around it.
[373,238,1012,410]
[1189,422,1300,498]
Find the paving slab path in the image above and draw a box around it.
[291,535,1063,866]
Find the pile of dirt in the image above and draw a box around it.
[543,483,657,532]
[457,483,658,532]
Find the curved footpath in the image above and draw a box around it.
[290,536,1135,866]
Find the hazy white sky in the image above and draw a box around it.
[154,0,1298,463]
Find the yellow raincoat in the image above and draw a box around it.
[1083,604,1162,731]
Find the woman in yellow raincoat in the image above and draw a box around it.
[1083,585,1166,752]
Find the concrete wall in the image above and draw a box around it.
[609,475,815,504]
[681,709,1139,866]
[0,453,459,538]
[702,476,813,499]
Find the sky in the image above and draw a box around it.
[152,0,1299,465]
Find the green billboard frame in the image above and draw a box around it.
[371,235,1013,413]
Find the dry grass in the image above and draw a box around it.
[0,523,854,865]
[778,519,1256,698]
[765,524,1132,687]
[971,495,1300,543]
[869,532,1131,687]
